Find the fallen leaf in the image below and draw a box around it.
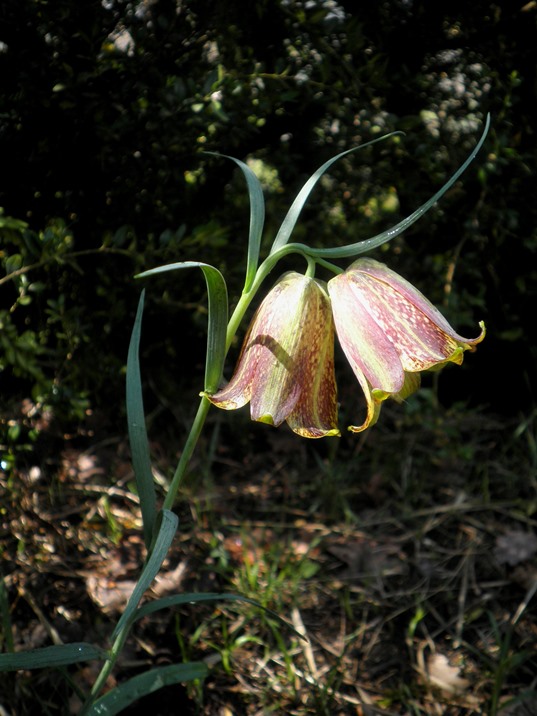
[426,652,469,694]
[494,531,537,567]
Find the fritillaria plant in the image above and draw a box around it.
[0,116,490,712]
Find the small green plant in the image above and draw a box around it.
[0,117,490,712]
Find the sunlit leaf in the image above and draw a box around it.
[269,132,403,254]
[300,113,491,259]
[205,152,265,293]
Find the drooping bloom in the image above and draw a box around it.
[206,272,340,438]
[327,258,485,432]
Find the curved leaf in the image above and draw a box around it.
[85,662,208,715]
[205,152,265,293]
[300,113,491,259]
[269,131,403,255]
[126,289,156,549]
[136,261,228,392]
[130,591,306,641]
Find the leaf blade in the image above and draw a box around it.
[205,152,265,293]
[301,114,491,259]
[269,132,403,255]
[136,262,228,392]
[126,289,156,549]
[85,662,208,715]
[131,591,307,641]
[111,509,178,641]
[0,642,107,672]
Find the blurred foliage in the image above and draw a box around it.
[0,0,535,445]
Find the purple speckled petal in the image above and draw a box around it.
[207,272,339,438]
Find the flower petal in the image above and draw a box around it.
[347,259,485,370]
[328,257,483,433]
[328,271,405,393]
[207,272,339,438]
[329,272,409,432]
[285,284,340,437]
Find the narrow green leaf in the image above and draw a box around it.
[111,509,178,641]
[131,592,306,641]
[200,265,228,392]
[205,152,265,293]
[298,113,491,260]
[0,643,107,672]
[136,262,228,392]
[85,662,208,715]
[269,132,403,255]
[126,290,156,549]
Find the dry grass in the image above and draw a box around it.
[1,398,536,714]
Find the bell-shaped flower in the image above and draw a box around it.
[206,272,340,438]
[327,258,485,432]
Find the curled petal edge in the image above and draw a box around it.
[348,371,421,434]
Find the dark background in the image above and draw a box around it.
[1,0,535,441]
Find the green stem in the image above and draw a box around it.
[305,256,316,278]
[315,256,344,275]
[225,243,314,350]
[162,395,213,511]
[81,624,131,713]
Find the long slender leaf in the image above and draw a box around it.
[85,662,208,715]
[0,643,107,672]
[205,152,265,293]
[296,113,491,260]
[136,262,228,392]
[200,265,229,392]
[111,509,178,641]
[269,131,403,255]
[126,290,156,549]
[131,592,306,641]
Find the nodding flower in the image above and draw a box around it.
[205,272,340,438]
[327,258,485,432]
[207,260,484,437]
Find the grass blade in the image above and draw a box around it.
[130,592,306,641]
[126,289,156,548]
[85,662,208,715]
[0,643,106,671]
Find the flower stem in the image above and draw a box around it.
[162,395,213,511]
[81,623,131,713]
